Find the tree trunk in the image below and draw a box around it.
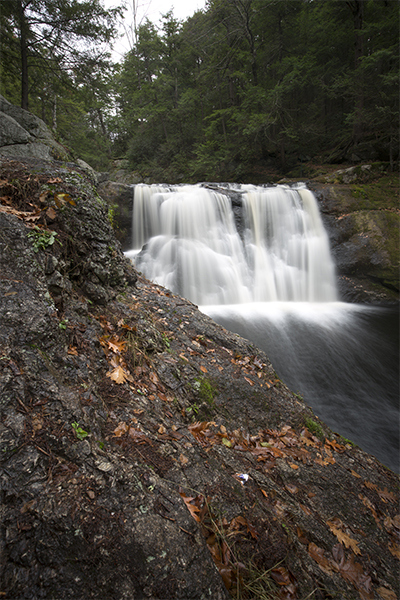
[52,95,57,131]
[17,0,29,110]
[347,0,364,144]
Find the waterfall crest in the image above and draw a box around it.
[126,184,337,305]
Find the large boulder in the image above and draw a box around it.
[0,95,70,161]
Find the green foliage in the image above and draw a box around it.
[71,422,88,440]
[1,0,121,170]
[305,418,325,442]
[59,319,69,331]
[107,204,118,229]
[27,227,58,252]
[114,0,398,180]
[2,0,398,178]
[194,376,217,406]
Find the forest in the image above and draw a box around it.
[1,0,398,181]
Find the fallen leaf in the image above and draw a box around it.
[222,437,232,448]
[271,566,291,586]
[46,207,57,219]
[107,366,133,384]
[296,527,309,545]
[377,487,396,504]
[327,520,361,555]
[376,587,397,600]
[158,425,166,434]
[308,542,335,575]
[200,365,208,373]
[285,484,299,494]
[244,376,254,386]
[179,453,189,465]
[179,489,202,522]
[289,463,299,470]
[388,543,400,559]
[107,338,127,353]
[149,371,159,384]
[359,494,381,529]
[325,438,345,453]
[339,553,373,599]
[113,422,129,437]
[300,504,312,516]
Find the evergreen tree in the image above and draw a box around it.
[0,0,120,110]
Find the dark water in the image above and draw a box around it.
[202,302,399,473]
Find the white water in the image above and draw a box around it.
[126,184,337,305]
[125,183,399,472]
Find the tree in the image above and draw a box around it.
[1,0,121,110]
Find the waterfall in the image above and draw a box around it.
[126,183,337,305]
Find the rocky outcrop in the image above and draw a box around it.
[309,164,399,303]
[1,156,399,600]
[0,95,71,162]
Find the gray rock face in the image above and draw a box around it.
[309,177,399,303]
[0,95,70,161]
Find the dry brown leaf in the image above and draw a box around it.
[376,587,398,600]
[388,543,400,559]
[244,376,254,386]
[113,422,129,437]
[149,371,159,384]
[327,520,361,555]
[107,366,133,384]
[285,484,299,494]
[179,489,202,522]
[200,365,208,373]
[359,494,382,529]
[338,553,373,599]
[364,480,378,492]
[179,453,189,465]
[300,504,312,516]
[308,542,335,575]
[46,207,57,219]
[270,566,291,586]
[107,338,127,353]
[377,487,396,504]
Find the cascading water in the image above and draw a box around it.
[125,183,399,472]
[127,184,337,305]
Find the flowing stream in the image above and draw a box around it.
[125,183,399,472]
